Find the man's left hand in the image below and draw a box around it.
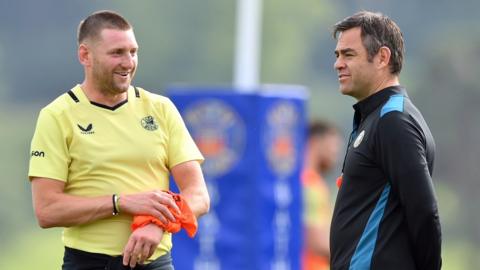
[122,223,163,268]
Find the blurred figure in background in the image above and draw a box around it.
[302,120,341,270]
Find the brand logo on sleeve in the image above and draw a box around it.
[353,130,365,148]
[141,116,158,131]
[31,150,45,157]
[77,123,94,134]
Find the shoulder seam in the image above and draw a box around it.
[380,94,404,117]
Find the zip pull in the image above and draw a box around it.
[336,174,343,189]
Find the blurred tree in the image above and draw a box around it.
[262,0,352,125]
[0,0,92,102]
[114,0,236,91]
[414,28,480,267]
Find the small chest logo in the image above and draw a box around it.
[78,123,94,134]
[141,116,158,131]
[353,130,365,148]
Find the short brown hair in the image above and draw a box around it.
[333,11,404,75]
[307,120,338,139]
[77,10,132,44]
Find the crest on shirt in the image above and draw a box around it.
[183,99,245,180]
[353,130,365,148]
[141,115,158,131]
[264,101,301,178]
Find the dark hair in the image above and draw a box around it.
[333,11,404,75]
[307,120,338,139]
[77,10,132,44]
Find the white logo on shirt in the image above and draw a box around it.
[353,130,365,148]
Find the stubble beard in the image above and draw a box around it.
[94,68,131,96]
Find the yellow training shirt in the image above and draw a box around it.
[29,85,203,258]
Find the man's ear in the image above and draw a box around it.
[78,44,90,67]
[376,46,391,70]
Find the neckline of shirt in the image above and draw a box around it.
[352,86,406,120]
[72,84,135,112]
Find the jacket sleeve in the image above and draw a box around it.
[376,112,442,270]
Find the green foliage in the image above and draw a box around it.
[113,1,236,90]
[262,0,353,123]
[0,227,63,269]
[442,241,480,270]
[0,104,41,243]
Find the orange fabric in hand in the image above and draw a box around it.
[131,191,198,238]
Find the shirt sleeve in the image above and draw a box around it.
[163,99,204,169]
[303,182,331,227]
[376,112,442,270]
[28,108,70,182]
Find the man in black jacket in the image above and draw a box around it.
[330,11,442,270]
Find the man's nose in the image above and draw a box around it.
[122,54,135,69]
[334,57,345,70]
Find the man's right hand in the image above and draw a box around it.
[119,191,180,224]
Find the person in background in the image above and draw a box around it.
[28,10,209,270]
[330,11,442,270]
[302,120,342,270]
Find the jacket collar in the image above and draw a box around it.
[352,85,407,122]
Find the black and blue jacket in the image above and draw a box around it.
[330,86,442,270]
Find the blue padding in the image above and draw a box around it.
[380,94,404,117]
[349,184,391,270]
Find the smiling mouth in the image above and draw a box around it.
[114,71,130,78]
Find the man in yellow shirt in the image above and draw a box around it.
[302,120,341,270]
[28,10,210,270]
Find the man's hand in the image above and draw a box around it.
[122,223,164,268]
[120,191,180,224]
